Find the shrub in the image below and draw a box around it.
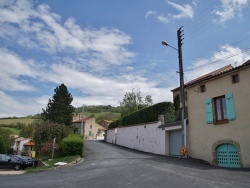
[109,102,174,129]
[62,134,84,157]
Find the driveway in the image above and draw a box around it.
[0,140,250,188]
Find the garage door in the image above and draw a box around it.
[216,144,241,168]
[169,129,182,156]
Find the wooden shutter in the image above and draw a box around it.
[225,93,236,120]
[205,99,213,124]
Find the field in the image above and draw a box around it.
[0,118,35,125]
[1,127,21,135]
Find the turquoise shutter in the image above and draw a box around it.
[225,93,236,120]
[205,99,213,124]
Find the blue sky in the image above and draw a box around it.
[0,0,250,117]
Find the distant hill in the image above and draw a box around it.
[0,105,121,125]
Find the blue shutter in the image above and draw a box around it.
[205,99,213,124]
[225,93,236,120]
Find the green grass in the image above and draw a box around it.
[0,118,35,125]
[25,155,80,173]
[1,127,21,135]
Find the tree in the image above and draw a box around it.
[42,83,75,126]
[119,90,153,117]
[33,120,71,157]
[0,128,13,153]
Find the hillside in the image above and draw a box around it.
[0,105,121,125]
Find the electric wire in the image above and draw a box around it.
[184,47,250,72]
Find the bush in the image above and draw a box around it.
[109,102,174,129]
[62,134,84,157]
[33,120,72,157]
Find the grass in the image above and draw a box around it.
[25,154,81,173]
[0,118,35,125]
[1,127,21,135]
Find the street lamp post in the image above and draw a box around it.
[161,27,186,149]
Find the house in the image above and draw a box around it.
[175,60,250,167]
[13,137,35,156]
[72,117,107,140]
[99,119,113,129]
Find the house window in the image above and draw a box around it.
[205,93,236,124]
[90,125,92,129]
[200,85,206,93]
[232,74,239,83]
[214,96,228,123]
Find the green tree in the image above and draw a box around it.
[0,127,13,153]
[42,83,75,126]
[119,90,153,117]
[33,120,72,156]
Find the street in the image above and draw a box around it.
[0,140,250,188]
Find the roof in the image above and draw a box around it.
[101,119,113,123]
[172,59,250,91]
[15,137,27,142]
[72,117,93,123]
[24,140,35,146]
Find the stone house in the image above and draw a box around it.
[72,117,106,140]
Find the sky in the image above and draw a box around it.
[0,0,250,118]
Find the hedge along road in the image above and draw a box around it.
[1,140,250,188]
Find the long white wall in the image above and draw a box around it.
[106,121,166,155]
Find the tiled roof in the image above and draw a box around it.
[72,117,93,123]
[24,140,35,146]
[186,60,250,87]
[171,59,250,91]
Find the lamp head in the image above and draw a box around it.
[161,41,168,46]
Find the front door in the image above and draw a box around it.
[216,144,241,168]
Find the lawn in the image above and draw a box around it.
[1,127,21,135]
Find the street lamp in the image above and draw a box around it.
[161,35,186,149]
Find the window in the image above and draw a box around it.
[90,125,92,129]
[232,74,239,83]
[205,93,236,124]
[214,96,228,123]
[200,85,206,93]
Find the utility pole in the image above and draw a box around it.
[81,104,84,135]
[177,26,186,148]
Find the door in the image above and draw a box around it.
[169,129,182,155]
[216,144,241,168]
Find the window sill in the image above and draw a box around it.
[214,120,229,125]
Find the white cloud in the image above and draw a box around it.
[167,1,194,19]
[215,0,249,22]
[185,45,250,81]
[157,15,169,24]
[0,90,43,117]
[0,0,135,65]
[0,48,37,91]
[145,10,157,18]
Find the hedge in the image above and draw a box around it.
[62,134,84,157]
[109,102,174,129]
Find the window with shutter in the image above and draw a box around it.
[205,99,213,124]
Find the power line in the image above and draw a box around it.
[184,47,250,72]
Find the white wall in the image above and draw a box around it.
[106,121,166,155]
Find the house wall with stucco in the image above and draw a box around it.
[187,65,250,167]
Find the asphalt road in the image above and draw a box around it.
[1,140,250,188]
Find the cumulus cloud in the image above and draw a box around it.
[145,10,157,18]
[185,45,250,81]
[215,0,249,22]
[167,1,194,19]
[0,48,37,91]
[0,0,135,65]
[157,15,169,24]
